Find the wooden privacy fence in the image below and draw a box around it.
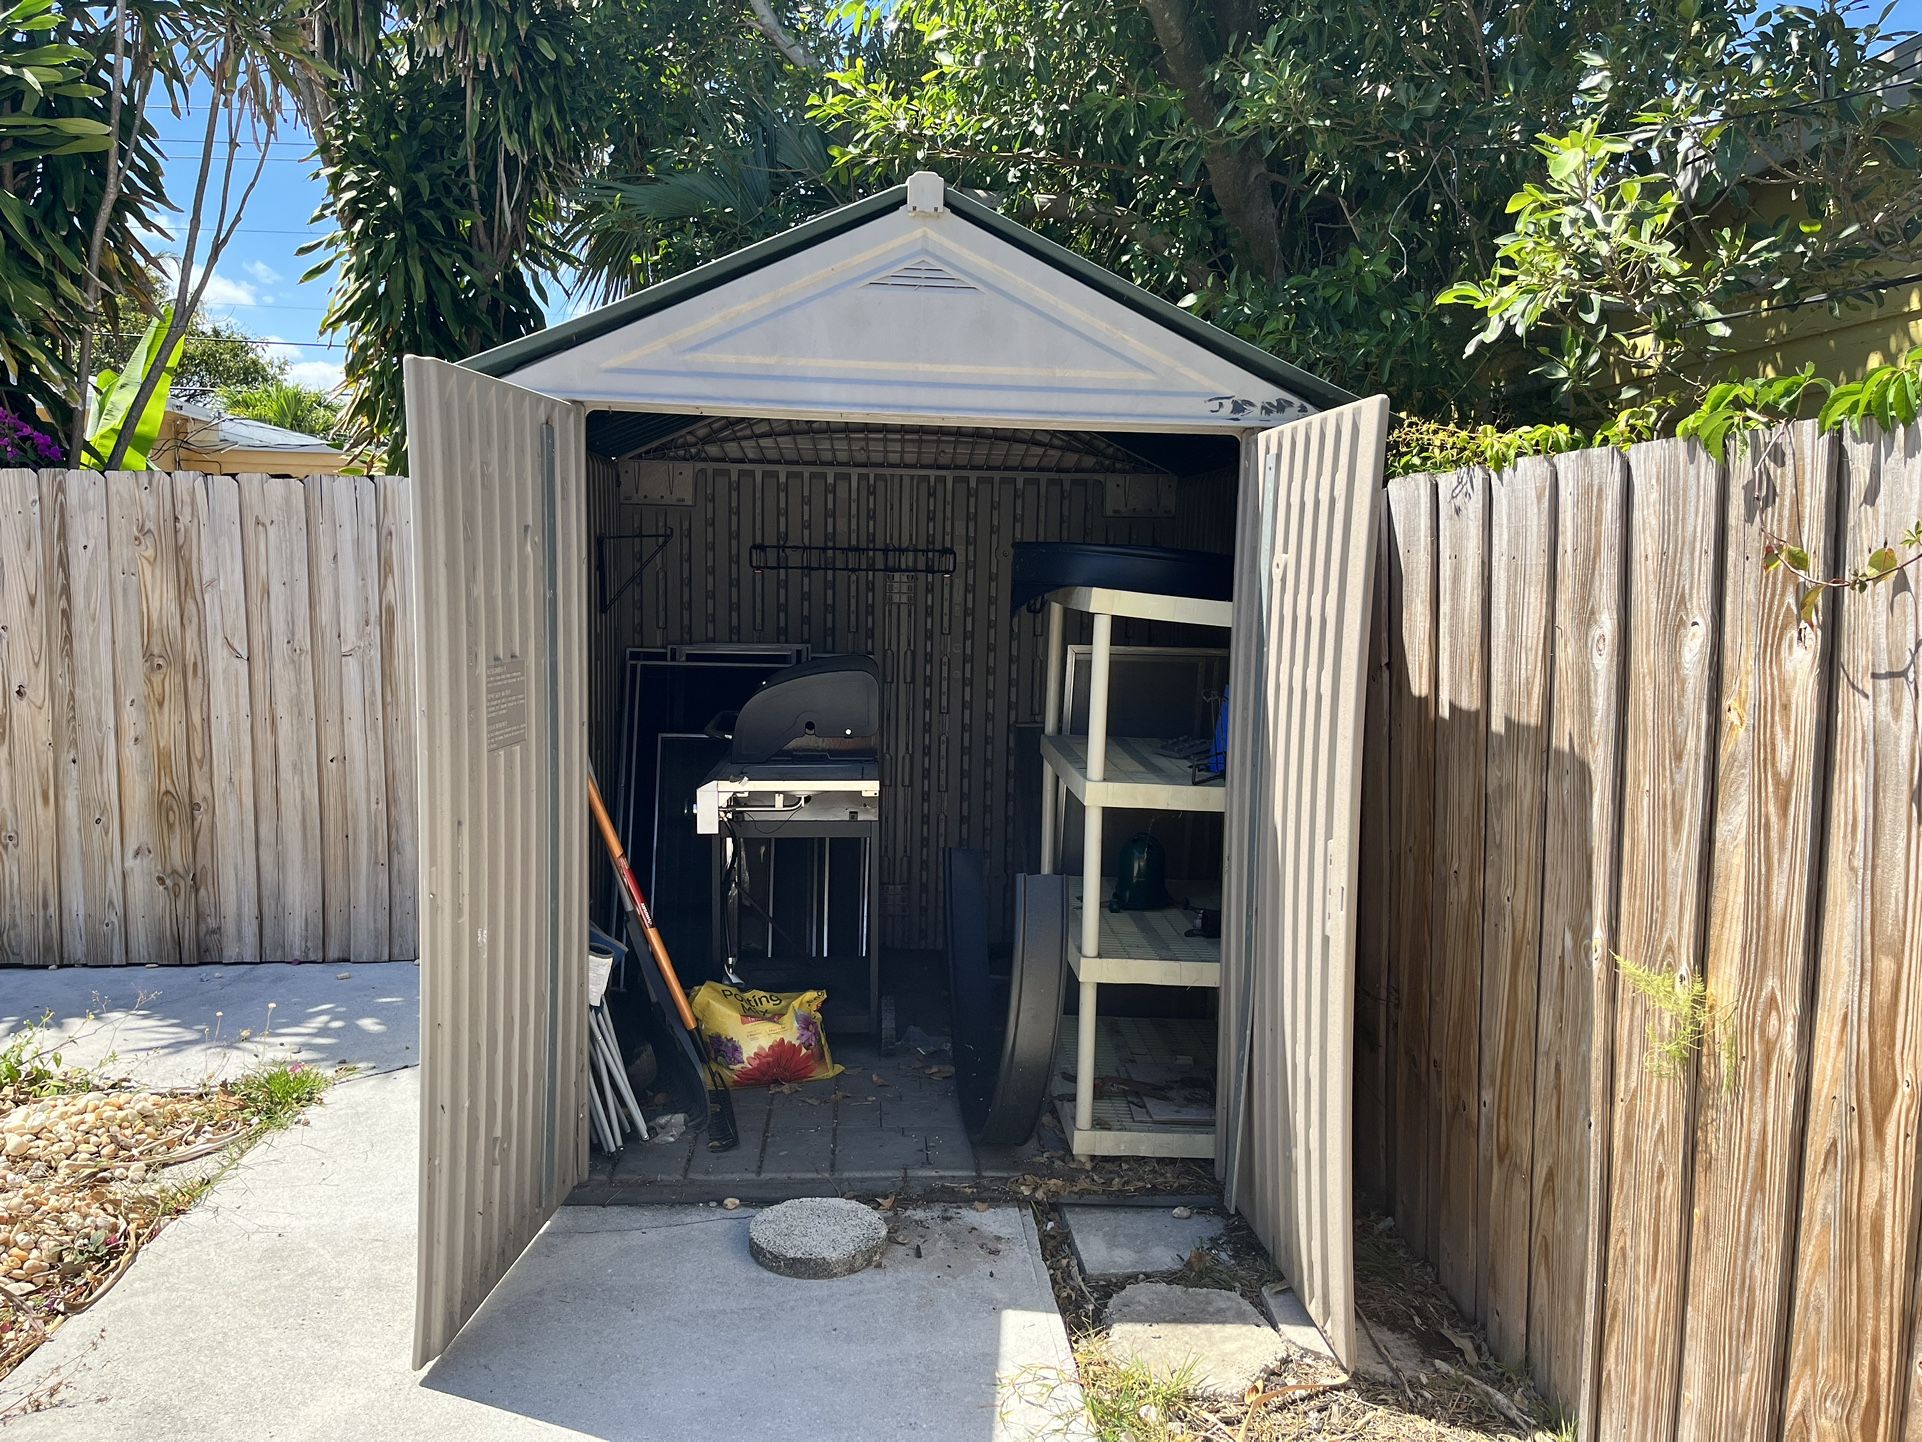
[1352,419,1922,1439]
[0,469,419,968]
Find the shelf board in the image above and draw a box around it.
[1054,1018,1218,1161]
[1048,586,1232,630]
[1055,1099,1217,1159]
[1040,733,1227,814]
[1066,879,1221,987]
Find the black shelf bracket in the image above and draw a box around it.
[597,530,674,615]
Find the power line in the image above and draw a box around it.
[98,330,348,349]
[186,300,332,313]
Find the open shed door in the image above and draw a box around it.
[403,356,590,1367]
[1219,395,1389,1368]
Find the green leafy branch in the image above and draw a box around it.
[1763,520,1922,626]
[1389,350,1922,478]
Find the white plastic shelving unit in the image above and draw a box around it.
[1037,586,1229,1159]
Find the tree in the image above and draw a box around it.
[98,305,286,402]
[300,0,1914,437]
[560,1,847,304]
[1443,10,1921,417]
[297,0,607,470]
[0,0,174,441]
[216,378,340,439]
[686,0,1910,423]
[99,0,315,469]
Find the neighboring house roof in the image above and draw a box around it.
[1720,35,1921,187]
[169,400,341,457]
[160,400,346,475]
[463,176,1357,423]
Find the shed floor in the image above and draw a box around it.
[578,1039,1046,1204]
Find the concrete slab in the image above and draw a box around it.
[0,961,420,1085]
[1061,1204,1225,1278]
[4,963,1091,1440]
[1105,1282,1285,1398]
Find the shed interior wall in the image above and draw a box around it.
[583,419,1238,962]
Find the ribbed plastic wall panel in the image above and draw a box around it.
[1218,396,1389,1369]
[404,357,589,1366]
[585,461,1237,949]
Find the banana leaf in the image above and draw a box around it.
[83,307,183,469]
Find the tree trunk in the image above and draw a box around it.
[69,0,132,463]
[1137,0,1283,281]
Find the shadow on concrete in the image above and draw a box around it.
[0,960,420,1087]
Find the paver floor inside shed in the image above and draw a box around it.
[587,1039,1044,1203]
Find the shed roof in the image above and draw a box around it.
[465,175,1354,431]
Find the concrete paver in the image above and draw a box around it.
[1105,1281,1284,1398]
[1061,1204,1226,1279]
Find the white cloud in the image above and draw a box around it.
[260,336,345,394]
[157,256,257,310]
[242,259,281,287]
[198,273,259,308]
[286,358,345,392]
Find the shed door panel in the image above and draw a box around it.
[404,356,589,1366]
[1219,395,1389,1367]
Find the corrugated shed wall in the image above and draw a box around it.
[584,458,1236,948]
[404,358,589,1366]
[1219,396,1389,1369]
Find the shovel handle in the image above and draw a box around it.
[588,774,699,1034]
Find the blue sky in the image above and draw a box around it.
[147,0,1922,397]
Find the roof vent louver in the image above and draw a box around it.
[866,259,978,292]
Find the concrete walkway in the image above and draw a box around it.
[0,967,1087,1440]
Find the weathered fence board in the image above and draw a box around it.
[107,470,195,965]
[1432,467,1488,1314]
[1361,420,1922,1437]
[1597,438,1723,1442]
[1477,455,1554,1364]
[45,469,124,966]
[170,471,220,961]
[1385,476,1439,1263]
[1780,423,1922,1442]
[1530,445,1627,1413]
[379,476,420,959]
[0,469,417,966]
[0,470,57,967]
[306,475,351,961]
[199,474,262,963]
[1676,423,1838,1442]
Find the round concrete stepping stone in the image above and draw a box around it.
[749,1197,889,1279]
[1105,1281,1285,1397]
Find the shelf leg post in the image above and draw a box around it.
[1081,801,1102,958]
[1075,978,1098,1138]
[1085,612,1112,781]
[1082,610,1110,959]
[1042,601,1065,735]
[1040,781,1057,874]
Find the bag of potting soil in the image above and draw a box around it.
[690,983,843,1088]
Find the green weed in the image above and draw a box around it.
[0,1016,96,1100]
[1615,955,1737,1088]
[230,1060,332,1130]
[1075,1349,1205,1442]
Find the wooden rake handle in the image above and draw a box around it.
[587,772,698,1034]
